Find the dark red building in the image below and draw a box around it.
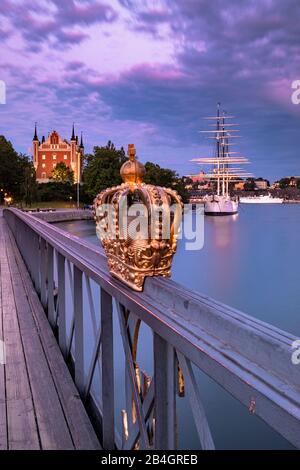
[32,124,84,183]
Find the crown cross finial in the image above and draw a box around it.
[121,143,145,184]
[127,144,136,161]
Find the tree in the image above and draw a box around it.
[244,178,256,191]
[51,162,74,184]
[0,136,36,202]
[83,141,189,202]
[0,136,22,198]
[20,158,37,206]
[279,177,291,189]
[83,141,126,198]
[144,162,189,202]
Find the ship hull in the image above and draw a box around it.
[204,196,238,216]
[205,211,238,216]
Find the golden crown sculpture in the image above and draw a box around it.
[93,144,182,291]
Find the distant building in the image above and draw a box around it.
[189,171,206,183]
[289,176,300,187]
[32,124,84,183]
[184,171,208,189]
[254,179,269,190]
[234,181,246,190]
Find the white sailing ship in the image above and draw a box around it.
[191,103,251,216]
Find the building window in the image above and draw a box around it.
[42,155,46,160]
[64,155,67,160]
[42,163,46,168]
[42,172,46,179]
[53,163,56,168]
[53,155,56,160]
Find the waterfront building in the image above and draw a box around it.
[254,179,269,190]
[189,171,206,183]
[289,176,300,187]
[32,124,84,183]
[234,181,246,190]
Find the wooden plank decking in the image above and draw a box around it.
[0,211,101,450]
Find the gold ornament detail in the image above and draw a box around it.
[94,144,182,291]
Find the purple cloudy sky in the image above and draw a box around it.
[0,0,300,181]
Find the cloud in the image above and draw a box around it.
[55,30,90,45]
[117,0,171,36]
[1,0,118,49]
[1,0,300,180]
[67,60,87,71]
[0,28,10,40]
[50,0,118,25]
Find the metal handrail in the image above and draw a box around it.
[4,208,300,449]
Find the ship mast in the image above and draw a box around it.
[191,103,251,195]
[216,102,221,196]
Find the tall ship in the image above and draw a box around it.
[191,103,251,216]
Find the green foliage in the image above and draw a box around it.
[20,158,37,206]
[51,162,74,184]
[36,182,74,202]
[83,141,126,198]
[0,136,186,206]
[279,177,291,189]
[0,136,36,202]
[144,162,189,202]
[83,141,188,202]
[244,178,256,191]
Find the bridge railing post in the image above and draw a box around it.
[101,289,115,450]
[74,266,84,395]
[47,245,56,327]
[40,238,47,309]
[57,252,67,358]
[154,334,177,450]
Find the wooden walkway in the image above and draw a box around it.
[0,211,101,450]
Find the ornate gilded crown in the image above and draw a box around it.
[94,144,182,291]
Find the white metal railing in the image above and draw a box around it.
[3,208,300,450]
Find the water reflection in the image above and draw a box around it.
[207,214,239,248]
[55,204,300,449]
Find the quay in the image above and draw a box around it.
[22,208,93,223]
[0,210,100,450]
[0,207,299,450]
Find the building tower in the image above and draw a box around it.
[70,123,76,168]
[70,124,82,183]
[33,123,39,171]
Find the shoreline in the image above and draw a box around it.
[283,200,300,204]
[190,199,300,205]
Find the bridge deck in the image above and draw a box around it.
[0,212,100,450]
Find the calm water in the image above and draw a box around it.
[55,204,300,449]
